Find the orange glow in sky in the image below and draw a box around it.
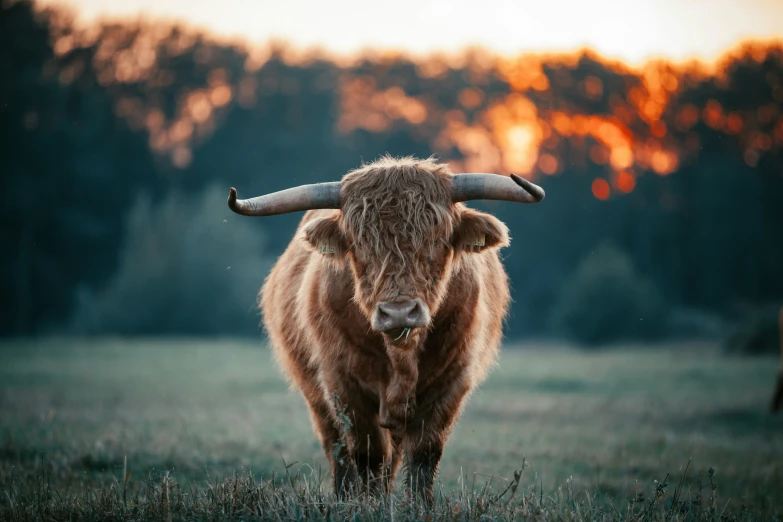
[42,0,783,65]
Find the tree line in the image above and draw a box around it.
[2,0,782,342]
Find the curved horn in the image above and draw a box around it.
[451,173,545,204]
[227,182,342,216]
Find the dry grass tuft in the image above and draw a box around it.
[0,460,761,521]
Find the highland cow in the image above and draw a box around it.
[227,156,544,503]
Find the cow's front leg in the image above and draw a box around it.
[403,376,471,505]
[324,376,391,497]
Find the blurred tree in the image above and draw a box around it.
[1,1,161,335]
[723,303,782,356]
[550,243,668,346]
[70,184,270,336]
[2,0,782,339]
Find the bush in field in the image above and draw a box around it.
[723,304,782,355]
[70,184,271,336]
[550,244,667,346]
[665,307,726,341]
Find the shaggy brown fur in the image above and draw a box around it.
[260,156,512,502]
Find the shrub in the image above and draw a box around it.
[723,304,782,355]
[70,184,271,336]
[550,243,668,346]
[665,307,726,341]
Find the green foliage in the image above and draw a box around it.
[1,1,163,335]
[551,244,668,346]
[3,0,783,338]
[69,185,270,336]
[665,307,726,341]
[724,304,782,355]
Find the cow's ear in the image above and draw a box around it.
[302,215,347,257]
[452,209,509,253]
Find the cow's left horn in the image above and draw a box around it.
[451,173,545,204]
[228,182,342,216]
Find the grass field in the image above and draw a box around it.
[1,338,782,520]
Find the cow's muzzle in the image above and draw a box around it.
[372,298,430,336]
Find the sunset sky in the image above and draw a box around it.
[43,0,783,65]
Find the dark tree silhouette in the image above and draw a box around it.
[1,0,781,338]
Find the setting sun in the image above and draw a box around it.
[42,0,783,65]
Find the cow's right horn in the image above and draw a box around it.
[228,182,342,216]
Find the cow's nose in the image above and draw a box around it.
[373,298,429,333]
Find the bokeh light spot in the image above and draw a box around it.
[592,178,610,200]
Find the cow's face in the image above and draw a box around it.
[302,159,509,349]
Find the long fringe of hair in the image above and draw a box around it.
[339,156,458,294]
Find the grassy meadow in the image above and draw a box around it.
[1,338,781,520]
